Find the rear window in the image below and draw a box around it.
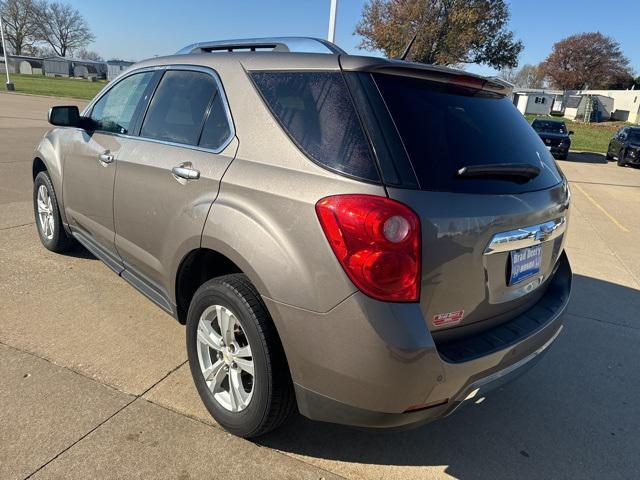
[374,74,563,194]
[251,71,379,182]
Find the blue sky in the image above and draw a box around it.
[67,0,640,76]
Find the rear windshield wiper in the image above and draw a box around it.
[457,163,540,183]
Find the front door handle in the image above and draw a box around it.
[98,152,114,164]
[172,165,200,180]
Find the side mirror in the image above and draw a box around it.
[48,106,81,127]
[568,130,574,135]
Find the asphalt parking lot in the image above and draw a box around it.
[1,91,639,480]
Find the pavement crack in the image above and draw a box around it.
[0,341,128,396]
[140,396,350,480]
[139,359,188,397]
[569,312,640,331]
[0,222,34,231]
[0,341,190,479]
[23,396,138,480]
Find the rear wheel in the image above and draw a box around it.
[33,171,73,252]
[186,274,295,438]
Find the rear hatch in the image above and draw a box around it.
[344,63,570,340]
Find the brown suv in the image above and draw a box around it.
[33,37,571,438]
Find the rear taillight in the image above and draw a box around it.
[315,194,421,302]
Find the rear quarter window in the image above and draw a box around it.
[250,71,379,182]
[373,73,563,194]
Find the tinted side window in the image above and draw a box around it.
[90,72,155,134]
[251,71,379,182]
[199,91,232,150]
[141,70,216,146]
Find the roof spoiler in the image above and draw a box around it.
[340,57,513,97]
[176,37,346,55]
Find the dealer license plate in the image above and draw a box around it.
[510,245,542,285]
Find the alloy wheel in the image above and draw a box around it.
[196,305,255,412]
[37,184,55,240]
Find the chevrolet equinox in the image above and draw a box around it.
[32,37,571,438]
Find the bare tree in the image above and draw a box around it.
[507,64,546,88]
[75,48,102,61]
[37,1,94,57]
[0,0,43,55]
[355,0,523,69]
[498,66,517,85]
[540,32,633,90]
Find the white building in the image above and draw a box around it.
[512,89,564,115]
[564,89,640,124]
[563,94,615,123]
[514,93,554,115]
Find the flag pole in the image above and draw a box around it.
[0,14,14,91]
[327,0,338,43]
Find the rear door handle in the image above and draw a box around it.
[98,152,114,164]
[172,166,200,180]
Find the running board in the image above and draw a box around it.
[70,229,176,317]
[71,229,123,274]
[120,267,174,315]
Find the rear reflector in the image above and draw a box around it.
[404,399,449,413]
[315,194,421,302]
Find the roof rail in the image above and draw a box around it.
[176,37,346,55]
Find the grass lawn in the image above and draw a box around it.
[7,73,107,100]
[524,114,627,154]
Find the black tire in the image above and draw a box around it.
[186,274,295,438]
[33,171,73,252]
[618,150,627,167]
[557,153,568,160]
[605,151,614,161]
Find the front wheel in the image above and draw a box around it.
[186,274,295,438]
[618,150,627,167]
[33,171,73,252]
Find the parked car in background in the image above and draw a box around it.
[606,126,640,166]
[531,119,573,160]
[32,37,571,438]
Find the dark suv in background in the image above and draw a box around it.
[33,37,571,438]
[531,119,573,159]
[607,126,640,166]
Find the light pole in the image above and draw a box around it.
[327,0,338,43]
[0,13,14,91]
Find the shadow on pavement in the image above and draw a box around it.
[258,274,640,479]
[65,242,98,260]
[564,151,607,164]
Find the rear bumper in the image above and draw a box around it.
[264,252,571,429]
[294,324,562,430]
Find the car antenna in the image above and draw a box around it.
[398,33,417,61]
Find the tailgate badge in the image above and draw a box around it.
[433,310,464,327]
